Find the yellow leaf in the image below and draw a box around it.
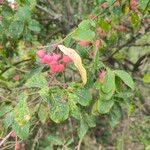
[58,45,87,85]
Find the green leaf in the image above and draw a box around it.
[77,119,89,139]
[143,72,150,83]
[99,19,111,32]
[4,113,13,129]
[28,19,41,33]
[68,98,81,120]
[38,104,48,124]
[47,134,64,145]
[138,0,149,10]
[100,89,115,101]
[106,0,115,6]
[131,12,140,30]
[39,87,50,102]
[8,20,24,39]
[98,99,114,114]
[12,122,30,140]
[72,28,95,42]
[102,69,115,93]
[78,19,95,29]
[49,101,69,123]
[25,73,47,88]
[146,145,150,150]
[84,114,96,128]
[15,6,31,22]
[115,70,134,90]
[13,93,30,126]
[0,104,13,117]
[75,88,92,106]
[109,103,122,128]
[92,101,99,116]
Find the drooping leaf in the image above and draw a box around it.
[115,70,134,90]
[109,103,122,128]
[58,45,87,84]
[77,119,89,139]
[12,121,30,140]
[13,93,30,126]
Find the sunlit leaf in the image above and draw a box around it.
[58,45,87,84]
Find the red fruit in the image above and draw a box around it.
[78,41,90,47]
[130,0,137,11]
[36,50,45,58]
[95,40,101,49]
[44,54,53,63]
[57,64,65,72]
[101,2,109,9]
[52,53,61,61]
[62,55,72,64]
[40,57,47,64]
[15,143,20,150]
[50,63,64,74]
[99,71,106,83]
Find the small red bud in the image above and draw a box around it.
[78,41,90,47]
[95,40,101,49]
[99,71,106,83]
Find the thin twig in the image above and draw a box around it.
[0,131,13,147]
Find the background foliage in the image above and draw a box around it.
[0,0,150,149]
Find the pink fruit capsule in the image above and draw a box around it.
[40,57,47,64]
[36,50,45,58]
[44,54,53,63]
[52,53,61,61]
[57,64,65,72]
[50,64,64,74]
[62,55,72,64]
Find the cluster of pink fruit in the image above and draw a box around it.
[36,50,72,74]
